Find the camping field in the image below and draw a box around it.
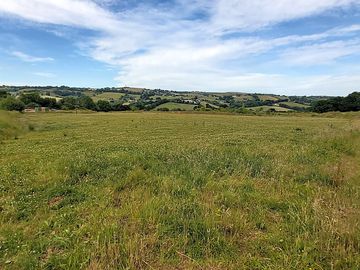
[0,111,359,269]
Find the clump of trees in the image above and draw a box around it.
[58,96,96,110]
[218,94,287,109]
[0,90,9,99]
[279,103,308,112]
[50,94,133,112]
[0,91,134,112]
[0,96,25,112]
[19,92,58,109]
[0,90,25,112]
[311,92,360,113]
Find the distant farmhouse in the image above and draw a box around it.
[24,106,50,113]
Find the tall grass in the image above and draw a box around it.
[0,112,359,269]
[0,111,24,141]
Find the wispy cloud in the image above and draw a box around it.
[11,51,54,62]
[0,0,120,32]
[33,72,56,78]
[0,0,360,94]
[209,0,358,32]
[278,40,360,66]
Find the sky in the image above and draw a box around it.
[0,0,360,95]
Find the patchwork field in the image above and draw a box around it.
[155,102,196,111]
[0,112,359,269]
[247,106,293,112]
[89,93,125,102]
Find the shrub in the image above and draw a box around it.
[0,90,9,98]
[97,100,112,112]
[79,96,96,111]
[311,92,360,113]
[157,107,169,111]
[0,97,25,112]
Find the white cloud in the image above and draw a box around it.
[210,0,359,32]
[116,69,360,96]
[284,74,360,96]
[0,0,360,94]
[279,40,360,66]
[33,72,56,78]
[11,51,54,62]
[0,0,120,32]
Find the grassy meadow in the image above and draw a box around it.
[155,102,197,111]
[0,111,359,269]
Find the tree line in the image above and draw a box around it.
[0,92,170,112]
[1,90,359,113]
[311,92,360,113]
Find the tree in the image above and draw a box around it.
[343,92,360,111]
[157,107,169,111]
[42,97,58,109]
[112,103,131,111]
[59,97,78,110]
[0,90,9,99]
[19,92,43,105]
[79,96,96,111]
[311,92,360,113]
[97,100,112,112]
[0,97,25,112]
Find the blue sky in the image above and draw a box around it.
[0,0,359,95]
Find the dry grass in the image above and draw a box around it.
[0,111,359,269]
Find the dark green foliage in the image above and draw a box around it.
[130,98,169,111]
[0,97,25,112]
[0,90,9,98]
[42,97,58,109]
[78,95,96,110]
[97,100,112,112]
[312,92,360,113]
[57,96,97,111]
[19,92,58,109]
[19,92,43,105]
[59,96,78,110]
[111,103,131,111]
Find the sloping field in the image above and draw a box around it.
[91,92,125,102]
[258,95,279,101]
[279,102,310,108]
[0,111,26,141]
[155,102,196,110]
[1,112,359,269]
[248,105,293,112]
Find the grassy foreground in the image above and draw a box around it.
[0,112,359,269]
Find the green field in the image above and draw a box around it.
[248,105,293,112]
[155,102,196,110]
[258,95,279,101]
[1,112,360,269]
[279,102,310,108]
[91,93,125,102]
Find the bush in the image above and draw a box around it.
[59,97,77,110]
[311,92,360,113]
[0,90,9,98]
[79,96,96,111]
[157,107,169,111]
[19,92,43,105]
[0,97,25,112]
[112,103,131,111]
[97,100,112,112]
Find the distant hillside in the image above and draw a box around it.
[0,85,331,112]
